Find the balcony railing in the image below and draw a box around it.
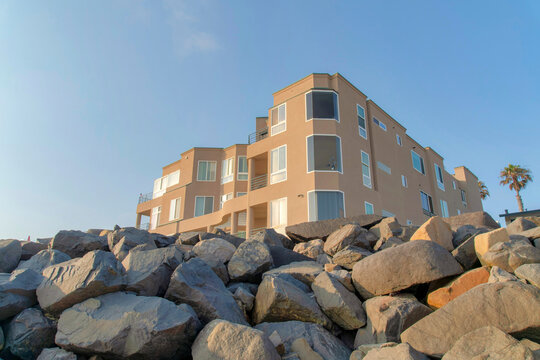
[250,174,268,191]
[138,192,153,204]
[137,222,150,230]
[248,127,269,144]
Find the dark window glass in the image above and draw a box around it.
[306,91,339,120]
[420,191,433,214]
[309,191,345,221]
[307,135,342,172]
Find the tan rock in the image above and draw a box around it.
[427,267,490,309]
[480,239,540,272]
[363,343,428,360]
[410,216,454,251]
[474,227,510,259]
[324,224,371,256]
[293,239,325,259]
[324,263,341,272]
[488,266,520,283]
[291,338,323,360]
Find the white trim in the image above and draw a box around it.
[220,192,233,209]
[197,160,217,182]
[270,144,287,184]
[237,156,248,181]
[401,174,408,188]
[167,170,180,187]
[364,201,374,215]
[270,103,287,136]
[357,104,367,139]
[236,192,247,197]
[306,134,344,174]
[440,199,449,218]
[194,196,214,217]
[420,190,433,214]
[221,157,234,184]
[434,163,445,191]
[411,150,425,175]
[396,134,402,146]
[270,197,288,227]
[452,180,457,190]
[361,150,372,189]
[307,189,346,222]
[305,89,340,122]
[169,197,181,221]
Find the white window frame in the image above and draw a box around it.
[167,170,180,187]
[236,192,247,197]
[197,161,217,182]
[434,164,445,191]
[364,201,374,215]
[150,206,161,230]
[153,176,168,199]
[411,150,425,175]
[357,104,367,139]
[169,197,181,221]
[270,145,287,184]
[373,117,387,131]
[307,190,346,222]
[361,150,372,188]
[194,196,214,217]
[396,134,402,146]
[270,197,288,227]
[221,157,234,184]
[270,103,286,136]
[306,134,343,174]
[237,156,248,181]
[305,90,340,122]
[377,161,391,175]
[440,199,449,218]
[401,174,408,188]
[220,193,233,209]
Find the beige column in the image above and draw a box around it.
[248,157,255,192]
[136,213,142,228]
[246,206,254,238]
[231,212,238,234]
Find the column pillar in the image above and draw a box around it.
[136,213,142,228]
[231,212,238,235]
[246,206,254,239]
[248,158,255,192]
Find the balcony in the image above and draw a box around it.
[248,127,268,144]
[250,174,267,191]
[138,192,153,204]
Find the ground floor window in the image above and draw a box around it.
[420,191,433,215]
[440,199,449,218]
[308,191,345,221]
[151,206,161,230]
[270,197,287,227]
[364,201,374,215]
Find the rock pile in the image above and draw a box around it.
[0,211,539,359]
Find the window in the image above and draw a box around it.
[220,193,233,209]
[308,191,345,221]
[361,151,372,188]
[270,103,286,135]
[406,219,413,225]
[440,199,449,218]
[307,135,342,172]
[377,161,391,175]
[373,117,387,131]
[197,161,217,181]
[411,151,425,174]
[221,158,234,184]
[270,145,287,184]
[237,192,247,197]
[434,164,445,191]
[357,105,367,139]
[153,176,167,198]
[420,191,434,215]
[169,198,181,221]
[382,210,395,217]
[238,212,247,226]
[453,180,456,190]
[270,197,287,227]
[194,196,214,217]
[168,170,180,187]
[364,201,374,215]
[401,175,408,188]
[396,134,402,146]
[461,189,467,207]
[150,206,161,230]
[306,90,339,121]
[457,209,461,215]
[237,156,248,181]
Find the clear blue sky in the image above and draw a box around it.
[1,1,539,239]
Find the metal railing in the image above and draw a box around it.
[138,192,153,204]
[250,174,268,191]
[249,227,266,237]
[248,127,269,144]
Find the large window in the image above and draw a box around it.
[271,103,286,136]
[237,156,248,181]
[194,196,214,217]
[270,145,287,184]
[169,198,181,221]
[270,197,287,227]
[306,90,339,121]
[373,117,387,131]
[168,170,180,187]
[364,201,374,215]
[361,151,372,188]
[221,158,234,184]
[434,164,445,191]
[420,191,433,215]
[357,105,367,139]
[220,193,233,209]
[411,151,425,175]
[153,176,167,198]
[308,191,345,221]
[197,161,217,181]
[307,135,342,172]
[440,199,449,218]
[150,206,161,230]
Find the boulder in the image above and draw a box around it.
[410,216,454,251]
[165,258,248,325]
[37,250,126,315]
[227,282,258,296]
[255,321,351,360]
[192,319,280,360]
[234,287,255,311]
[269,246,313,267]
[452,225,486,248]
[311,272,366,330]
[451,233,480,270]
[488,266,520,283]
[291,338,323,360]
[369,217,402,242]
[442,326,534,360]
[0,326,3,351]
[192,237,236,264]
[5,308,56,360]
[122,246,183,296]
[36,237,52,245]
[332,246,372,270]
[352,241,463,298]
[0,269,43,320]
[37,348,77,360]
[328,269,355,292]
[201,231,245,248]
[293,239,325,259]
[324,224,373,256]
[177,231,200,245]
[227,240,273,282]
[20,241,48,260]
[507,218,538,235]
[253,275,332,329]
[427,267,490,309]
[317,253,333,265]
[443,211,499,231]
[0,239,22,273]
[15,249,71,274]
[263,261,323,285]
[400,281,540,357]
[521,339,540,358]
[515,263,540,288]
[354,294,432,346]
[205,260,230,284]
[324,263,341,272]
[251,228,292,248]
[285,215,383,242]
[474,227,510,259]
[363,343,428,360]
[373,236,404,251]
[55,292,201,359]
[350,343,398,360]
[107,226,156,261]
[480,239,540,272]
[50,230,108,258]
[518,227,540,241]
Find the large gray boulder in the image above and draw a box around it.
[269,246,313,267]
[250,228,292,248]
[37,250,126,315]
[50,230,108,258]
[332,246,372,270]
[20,241,48,260]
[192,238,236,264]
[507,218,538,235]
[165,258,248,325]
[518,227,540,241]
[324,224,374,256]
[354,294,432,347]
[480,239,540,272]
[352,241,463,298]
[176,231,201,245]
[15,249,71,274]
[5,308,56,360]
[122,246,183,296]
[0,239,22,273]
[363,343,429,360]
[293,239,325,259]
[400,281,540,357]
[37,348,77,360]
[255,321,351,360]
[311,272,366,330]
[55,292,201,359]
[410,216,454,251]
[107,226,157,261]
[451,233,480,270]
[263,261,323,285]
[370,217,402,242]
[227,240,273,282]
[0,269,43,320]
[253,275,332,329]
[515,263,540,288]
[286,215,383,242]
[443,211,500,231]
[192,319,280,360]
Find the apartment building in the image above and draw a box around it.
[136,73,483,237]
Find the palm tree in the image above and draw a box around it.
[478,181,489,200]
[499,164,533,212]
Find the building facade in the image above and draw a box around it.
[136,73,483,236]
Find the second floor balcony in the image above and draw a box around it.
[248,127,268,144]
